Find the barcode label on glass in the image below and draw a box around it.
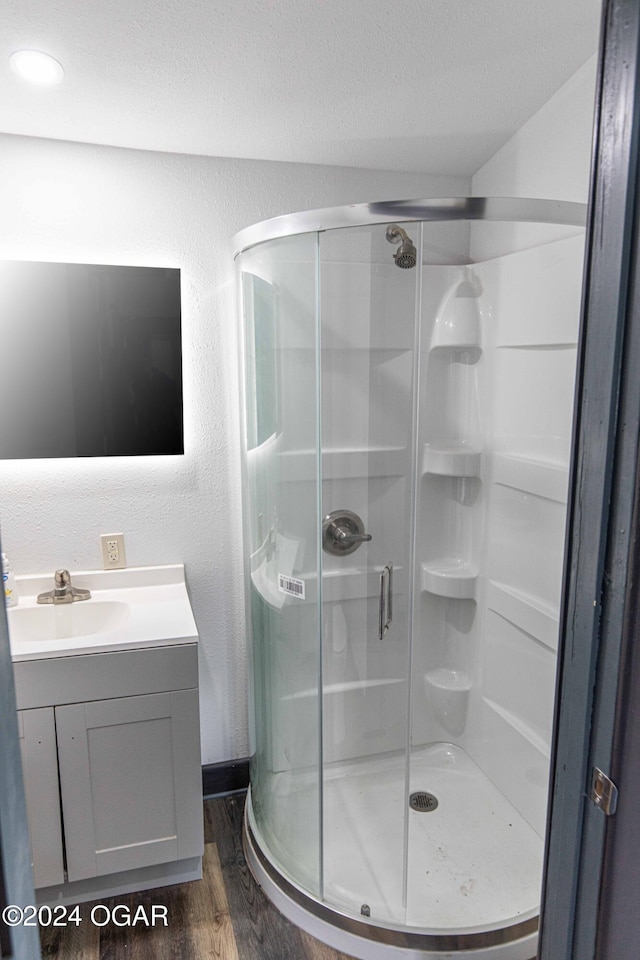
[278,574,305,599]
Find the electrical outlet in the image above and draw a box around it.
[100,533,126,570]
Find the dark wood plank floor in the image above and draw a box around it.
[40,794,357,960]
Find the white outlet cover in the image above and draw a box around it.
[100,533,126,569]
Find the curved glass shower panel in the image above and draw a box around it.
[239,233,322,896]
[318,223,420,924]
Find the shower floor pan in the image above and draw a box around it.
[245,743,541,959]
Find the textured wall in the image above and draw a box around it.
[471,54,597,202]
[469,55,597,262]
[0,133,467,763]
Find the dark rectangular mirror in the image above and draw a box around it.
[0,260,183,458]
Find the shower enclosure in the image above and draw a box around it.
[235,198,586,960]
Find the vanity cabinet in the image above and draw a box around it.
[14,642,203,902]
[17,707,65,888]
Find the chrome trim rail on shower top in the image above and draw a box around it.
[232,196,587,257]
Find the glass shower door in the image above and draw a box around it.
[240,233,322,898]
[318,224,419,923]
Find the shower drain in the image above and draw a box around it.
[409,791,438,812]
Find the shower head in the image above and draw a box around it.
[385,224,417,269]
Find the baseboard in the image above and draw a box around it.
[202,758,250,798]
[37,856,202,907]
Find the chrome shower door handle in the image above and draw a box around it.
[378,563,393,639]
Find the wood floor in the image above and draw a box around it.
[40,793,357,960]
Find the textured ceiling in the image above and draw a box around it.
[0,0,601,176]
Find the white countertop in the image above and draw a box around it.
[8,564,198,661]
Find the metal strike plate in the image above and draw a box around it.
[590,767,618,816]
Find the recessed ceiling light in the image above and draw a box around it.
[9,50,64,86]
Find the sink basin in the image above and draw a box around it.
[9,601,130,643]
[7,565,198,661]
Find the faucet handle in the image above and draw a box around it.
[55,569,71,587]
[322,509,372,556]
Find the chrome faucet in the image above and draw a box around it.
[36,569,91,605]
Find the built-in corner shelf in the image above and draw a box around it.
[423,443,482,478]
[421,560,478,599]
[429,344,482,364]
[424,668,471,736]
[424,668,471,693]
[430,277,482,355]
[278,446,409,481]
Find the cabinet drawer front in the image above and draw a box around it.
[17,708,65,888]
[84,692,172,728]
[14,643,198,710]
[56,689,203,882]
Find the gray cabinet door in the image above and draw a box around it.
[56,690,203,882]
[16,709,65,889]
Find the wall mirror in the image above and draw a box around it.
[0,260,183,458]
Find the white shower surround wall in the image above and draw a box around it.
[411,234,585,842]
[464,52,597,836]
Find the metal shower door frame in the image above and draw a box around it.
[233,198,586,258]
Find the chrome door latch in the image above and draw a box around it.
[590,767,618,816]
[378,563,393,639]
